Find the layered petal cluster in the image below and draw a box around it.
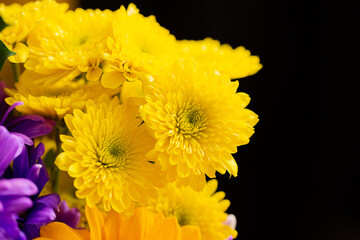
[148,179,237,240]
[179,38,262,79]
[11,144,61,239]
[0,178,38,240]
[0,0,68,63]
[0,143,61,240]
[140,61,259,190]
[5,78,119,119]
[22,7,114,85]
[101,3,178,89]
[35,205,201,240]
[2,5,120,121]
[0,80,63,239]
[55,95,163,214]
[0,144,60,239]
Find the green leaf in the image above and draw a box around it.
[0,15,8,32]
[0,40,16,71]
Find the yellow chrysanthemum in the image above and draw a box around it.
[35,205,201,240]
[22,7,114,85]
[140,60,258,190]
[5,76,118,119]
[0,0,68,63]
[179,37,262,79]
[55,95,163,214]
[101,3,178,89]
[149,179,237,240]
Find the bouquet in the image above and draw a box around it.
[0,1,261,239]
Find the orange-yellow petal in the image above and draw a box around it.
[39,222,87,240]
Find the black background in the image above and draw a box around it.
[80,1,360,239]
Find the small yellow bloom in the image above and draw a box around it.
[101,3,178,89]
[179,37,262,79]
[55,95,163,214]
[0,0,68,63]
[140,60,258,191]
[149,179,237,240]
[35,205,201,240]
[5,77,118,119]
[22,7,114,85]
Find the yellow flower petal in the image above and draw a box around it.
[181,225,202,240]
[86,67,103,82]
[85,205,105,240]
[101,71,126,89]
[39,222,87,240]
[120,79,145,104]
[7,42,28,63]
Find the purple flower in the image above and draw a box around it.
[10,144,61,239]
[0,80,58,239]
[1,142,61,239]
[0,178,38,240]
[55,200,81,228]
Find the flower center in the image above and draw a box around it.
[99,140,128,168]
[176,212,196,226]
[176,105,207,137]
[166,207,197,226]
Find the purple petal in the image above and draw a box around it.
[29,143,45,167]
[12,147,29,178]
[32,161,49,194]
[0,126,24,175]
[56,200,81,228]
[0,101,23,125]
[11,132,33,146]
[9,116,54,139]
[27,144,49,195]
[0,213,26,240]
[35,193,61,211]
[5,114,44,126]
[59,200,70,212]
[22,223,42,240]
[0,178,38,196]
[26,164,42,183]
[25,204,56,224]
[0,229,12,240]
[0,196,33,214]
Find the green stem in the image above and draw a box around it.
[11,62,20,83]
[52,123,63,194]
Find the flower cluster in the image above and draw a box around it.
[0,0,261,239]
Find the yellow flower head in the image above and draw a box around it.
[140,60,258,191]
[179,37,262,79]
[0,0,68,63]
[101,3,178,89]
[35,205,201,240]
[55,95,163,214]
[149,179,237,240]
[22,7,114,85]
[5,75,118,119]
